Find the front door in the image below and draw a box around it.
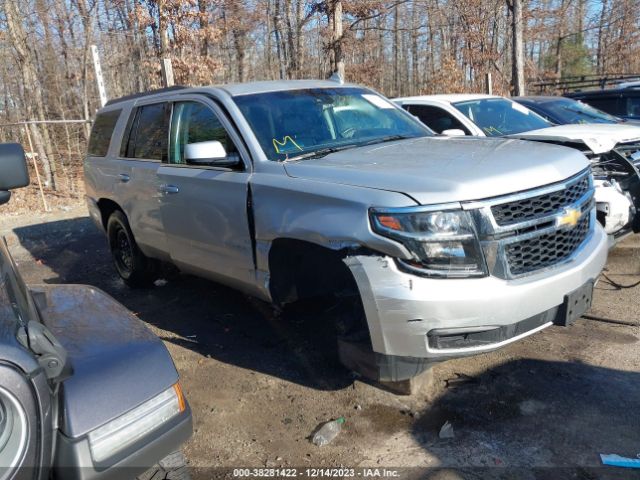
[158,97,255,288]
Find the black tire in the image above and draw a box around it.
[137,451,191,480]
[107,210,155,288]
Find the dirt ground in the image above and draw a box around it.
[2,206,639,480]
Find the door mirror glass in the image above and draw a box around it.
[0,143,30,206]
[441,129,467,137]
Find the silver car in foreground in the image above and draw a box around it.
[84,80,608,386]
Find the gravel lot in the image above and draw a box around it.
[2,206,639,480]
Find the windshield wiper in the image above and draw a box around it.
[284,135,415,162]
[360,134,415,146]
[284,143,361,162]
[562,106,605,121]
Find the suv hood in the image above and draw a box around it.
[283,136,589,205]
[507,124,640,154]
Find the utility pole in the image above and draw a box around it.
[91,45,107,108]
[485,72,493,95]
[161,58,175,87]
[158,0,174,87]
[91,44,107,107]
[511,0,526,96]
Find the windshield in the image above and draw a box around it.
[453,98,552,136]
[233,87,430,161]
[538,98,620,124]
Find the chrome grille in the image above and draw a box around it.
[491,175,590,226]
[504,215,591,276]
[468,169,595,279]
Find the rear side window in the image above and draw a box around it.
[404,104,470,134]
[623,96,640,118]
[87,109,121,157]
[581,96,620,115]
[120,103,169,161]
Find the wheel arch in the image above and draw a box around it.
[267,237,370,306]
[96,198,124,230]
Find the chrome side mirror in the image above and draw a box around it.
[184,141,239,167]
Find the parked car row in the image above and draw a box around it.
[84,79,608,389]
[395,94,640,239]
[566,83,640,122]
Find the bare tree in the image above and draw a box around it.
[329,0,344,80]
[510,0,525,95]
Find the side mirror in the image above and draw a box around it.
[184,140,239,167]
[441,129,467,137]
[0,143,30,206]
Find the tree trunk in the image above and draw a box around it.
[273,0,288,79]
[5,0,57,188]
[330,0,344,80]
[410,2,420,95]
[198,0,210,56]
[554,0,567,78]
[511,0,525,95]
[158,0,170,57]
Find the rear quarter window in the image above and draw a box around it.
[87,109,121,157]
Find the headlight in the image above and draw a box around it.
[88,383,186,463]
[370,207,487,278]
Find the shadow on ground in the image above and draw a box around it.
[406,359,640,480]
[11,218,640,479]
[12,217,353,391]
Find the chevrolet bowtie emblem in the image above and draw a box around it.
[557,208,582,228]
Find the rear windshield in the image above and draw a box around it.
[88,109,121,157]
[453,98,551,136]
[233,87,430,161]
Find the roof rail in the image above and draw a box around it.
[104,85,188,107]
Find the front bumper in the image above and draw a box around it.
[345,223,608,360]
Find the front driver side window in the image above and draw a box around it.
[169,101,239,166]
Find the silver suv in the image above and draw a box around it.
[84,80,608,384]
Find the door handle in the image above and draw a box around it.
[118,173,130,183]
[158,184,179,195]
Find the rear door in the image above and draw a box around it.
[157,97,255,288]
[117,102,170,258]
